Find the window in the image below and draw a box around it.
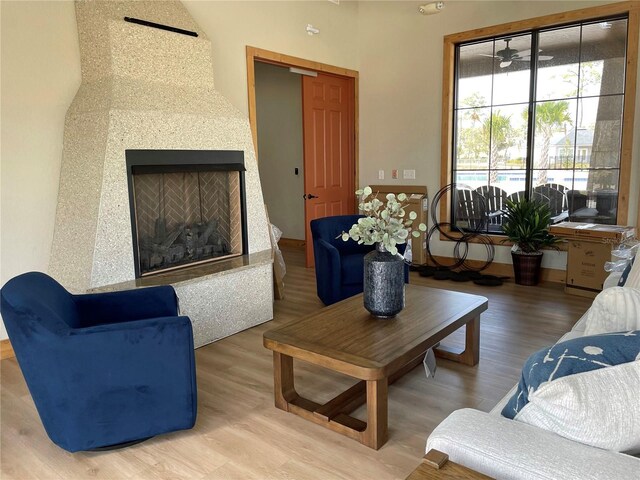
[441,3,639,236]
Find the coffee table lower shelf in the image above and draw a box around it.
[273,351,429,449]
[271,335,477,449]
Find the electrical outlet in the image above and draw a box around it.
[378,170,384,180]
[391,169,398,179]
[403,169,416,179]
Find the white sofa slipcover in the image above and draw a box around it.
[426,273,640,479]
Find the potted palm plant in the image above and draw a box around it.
[501,198,561,285]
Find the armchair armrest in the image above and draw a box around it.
[74,285,179,328]
[36,315,197,451]
[65,315,196,403]
[317,238,341,264]
[427,409,640,480]
[315,239,342,305]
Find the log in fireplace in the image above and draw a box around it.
[126,150,248,277]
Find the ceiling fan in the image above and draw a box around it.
[480,38,553,68]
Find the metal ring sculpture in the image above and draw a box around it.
[426,183,495,272]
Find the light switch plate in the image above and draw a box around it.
[403,169,416,179]
[378,170,384,180]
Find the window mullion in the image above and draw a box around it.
[488,39,496,190]
[524,31,540,199]
[451,45,460,228]
[572,24,584,191]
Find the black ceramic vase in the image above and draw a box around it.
[363,243,405,318]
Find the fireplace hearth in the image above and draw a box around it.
[126,150,247,277]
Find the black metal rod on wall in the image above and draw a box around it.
[124,17,198,37]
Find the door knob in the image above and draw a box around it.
[303,193,319,200]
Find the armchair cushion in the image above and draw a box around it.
[311,214,370,256]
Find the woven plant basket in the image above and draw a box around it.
[511,251,543,286]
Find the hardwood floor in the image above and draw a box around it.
[0,247,592,479]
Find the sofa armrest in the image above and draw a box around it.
[427,409,640,480]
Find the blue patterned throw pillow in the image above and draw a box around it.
[503,331,640,419]
[502,330,640,453]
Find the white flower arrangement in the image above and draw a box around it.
[340,186,427,255]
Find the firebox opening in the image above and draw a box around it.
[126,150,248,278]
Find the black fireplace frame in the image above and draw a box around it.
[125,149,248,278]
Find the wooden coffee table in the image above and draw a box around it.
[263,284,488,449]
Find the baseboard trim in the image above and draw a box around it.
[564,285,599,298]
[428,256,566,284]
[278,238,305,248]
[1,339,15,360]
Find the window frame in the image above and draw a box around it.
[440,1,639,244]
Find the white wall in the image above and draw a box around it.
[183,0,360,115]
[357,0,640,269]
[255,62,305,240]
[0,1,81,340]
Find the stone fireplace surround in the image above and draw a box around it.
[49,0,273,347]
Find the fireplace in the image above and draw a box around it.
[126,150,248,277]
[50,1,274,348]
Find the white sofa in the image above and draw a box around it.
[426,273,640,480]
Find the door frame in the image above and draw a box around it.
[245,46,360,218]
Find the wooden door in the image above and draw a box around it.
[302,73,355,267]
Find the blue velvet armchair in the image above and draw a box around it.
[310,215,409,305]
[0,272,197,452]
